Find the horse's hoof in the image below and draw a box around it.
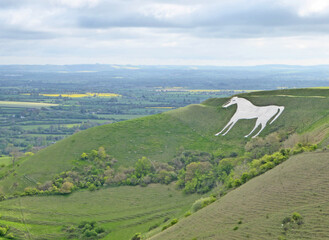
[244,135,249,138]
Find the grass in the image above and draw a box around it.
[0,156,11,166]
[3,88,329,194]
[150,151,329,240]
[0,101,58,108]
[0,184,200,240]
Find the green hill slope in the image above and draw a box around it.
[2,88,329,194]
[150,151,329,240]
[0,184,201,240]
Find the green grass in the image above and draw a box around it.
[0,156,11,166]
[0,184,200,240]
[150,151,329,240]
[0,101,58,108]
[3,88,329,194]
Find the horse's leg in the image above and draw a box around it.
[215,118,234,136]
[245,119,261,138]
[222,120,238,136]
[251,119,269,138]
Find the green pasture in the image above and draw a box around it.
[0,184,200,240]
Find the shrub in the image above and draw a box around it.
[95,226,105,234]
[292,212,302,221]
[192,196,216,212]
[60,182,74,194]
[24,152,34,157]
[233,178,242,187]
[131,232,142,240]
[5,233,15,239]
[0,194,6,201]
[184,211,191,217]
[162,225,168,231]
[84,229,97,237]
[148,223,159,231]
[240,172,250,183]
[282,216,291,224]
[292,212,303,225]
[88,183,96,191]
[170,219,178,225]
[0,227,7,236]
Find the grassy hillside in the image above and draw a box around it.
[150,150,329,240]
[0,184,200,240]
[2,88,329,194]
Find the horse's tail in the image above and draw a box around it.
[270,106,284,125]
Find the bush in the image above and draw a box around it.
[170,219,178,225]
[5,233,14,239]
[95,226,105,234]
[282,217,291,224]
[88,183,96,191]
[292,212,303,225]
[162,225,168,231]
[148,223,159,231]
[292,212,302,221]
[84,229,97,237]
[60,182,74,194]
[233,178,242,187]
[184,211,191,217]
[131,232,142,240]
[0,227,7,236]
[191,196,216,212]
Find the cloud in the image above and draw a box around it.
[2,0,329,65]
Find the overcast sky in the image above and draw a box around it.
[1,0,329,65]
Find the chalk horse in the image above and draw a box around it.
[215,97,284,138]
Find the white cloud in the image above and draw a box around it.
[1,0,329,65]
[140,3,198,19]
[52,0,99,8]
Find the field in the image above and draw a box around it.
[0,184,200,240]
[151,151,329,240]
[32,93,121,98]
[0,101,58,108]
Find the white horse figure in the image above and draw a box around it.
[215,97,284,138]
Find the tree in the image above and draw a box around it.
[98,146,106,159]
[60,182,74,193]
[10,147,22,166]
[135,157,152,178]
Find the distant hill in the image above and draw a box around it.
[150,150,329,240]
[2,88,329,194]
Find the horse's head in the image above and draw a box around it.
[222,96,239,108]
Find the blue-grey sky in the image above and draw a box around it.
[1,0,329,65]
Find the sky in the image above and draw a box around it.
[1,0,329,65]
